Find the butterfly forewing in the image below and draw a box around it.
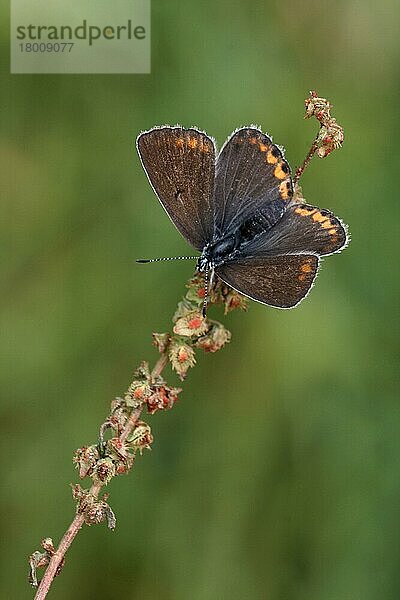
[214,127,293,237]
[216,255,319,308]
[137,127,216,250]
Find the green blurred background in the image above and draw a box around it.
[1,1,399,598]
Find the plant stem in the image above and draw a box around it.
[151,352,169,381]
[293,135,319,186]
[33,353,169,600]
[33,485,101,600]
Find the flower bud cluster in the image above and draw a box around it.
[185,274,248,315]
[29,539,60,587]
[124,361,181,414]
[304,90,344,158]
[72,484,116,529]
[152,274,245,380]
[73,416,154,484]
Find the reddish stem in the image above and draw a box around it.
[293,136,319,186]
[33,352,169,599]
[33,485,100,600]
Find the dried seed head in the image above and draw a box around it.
[110,397,124,412]
[103,502,116,530]
[173,312,208,337]
[173,298,196,322]
[304,90,344,160]
[316,121,344,158]
[115,458,134,475]
[72,484,116,529]
[169,341,196,380]
[210,281,229,305]
[92,457,116,485]
[128,420,154,454]
[124,381,152,408]
[107,436,127,460]
[85,503,105,525]
[146,384,180,414]
[185,274,207,305]
[152,332,171,353]
[107,408,128,433]
[196,323,231,353]
[133,361,151,381]
[29,551,50,587]
[41,538,55,554]
[106,437,136,474]
[223,290,248,314]
[71,483,86,501]
[73,445,100,479]
[304,90,332,122]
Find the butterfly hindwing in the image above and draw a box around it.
[137,127,216,250]
[238,203,348,258]
[214,127,294,237]
[216,254,319,308]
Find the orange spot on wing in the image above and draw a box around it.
[328,228,337,235]
[321,220,333,229]
[188,137,198,149]
[274,163,288,179]
[259,143,268,152]
[295,207,314,217]
[298,274,307,282]
[200,142,210,153]
[267,150,278,164]
[176,138,184,148]
[312,211,329,223]
[279,179,292,200]
[249,137,258,144]
[301,262,313,273]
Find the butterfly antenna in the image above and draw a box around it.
[136,256,198,263]
[202,264,209,317]
[202,266,215,317]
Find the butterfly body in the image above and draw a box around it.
[137,125,349,309]
[197,208,280,272]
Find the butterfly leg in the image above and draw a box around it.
[202,265,215,317]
